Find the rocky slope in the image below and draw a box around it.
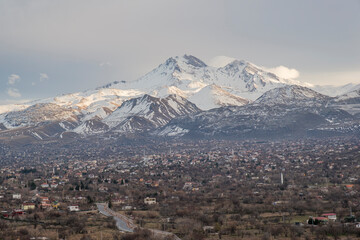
[102,94,200,133]
[156,86,359,139]
[0,55,360,142]
[254,85,330,105]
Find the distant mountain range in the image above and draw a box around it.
[1,55,360,143]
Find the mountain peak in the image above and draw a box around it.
[97,80,127,89]
[180,54,207,68]
[255,85,329,105]
[102,94,200,132]
[163,55,207,72]
[222,59,247,68]
[140,94,157,102]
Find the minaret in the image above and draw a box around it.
[281,172,284,185]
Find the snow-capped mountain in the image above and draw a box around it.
[255,85,330,105]
[0,54,360,143]
[0,104,30,115]
[0,94,200,141]
[329,87,360,115]
[312,83,360,97]
[101,94,200,133]
[108,54,312,106]
[156,96,356,139]
[0,88,144,129]
[333,87,360,104]
[0,88,144,115]
[0,54,311,134]
[0,103,78,128]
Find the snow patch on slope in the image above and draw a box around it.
[102,94,200,133]
[157,126,189,137]
[0,104,30,115]
[189,84,249,110]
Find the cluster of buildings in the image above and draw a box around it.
[0,137,359,229]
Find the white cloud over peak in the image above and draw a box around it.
[264,65,300,79]
[8,74,20,85]
[7,88,21,98]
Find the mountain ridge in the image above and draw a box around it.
[1,54,360,142]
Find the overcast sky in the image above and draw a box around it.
[1,0,360,104]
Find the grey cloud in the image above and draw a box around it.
[8,74,20,85]
[39,73,49,82]
[7,88,21,98]
[0,0,359,103]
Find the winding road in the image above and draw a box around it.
[96,203,181,239]
[96,203,134,232]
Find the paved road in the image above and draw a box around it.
[96,203,134,232]
[96,203,181,239]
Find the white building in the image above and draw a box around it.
[144,197,156,205]
[12,194,21,199]
[322,213,337,221]
[68,205,80,212]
